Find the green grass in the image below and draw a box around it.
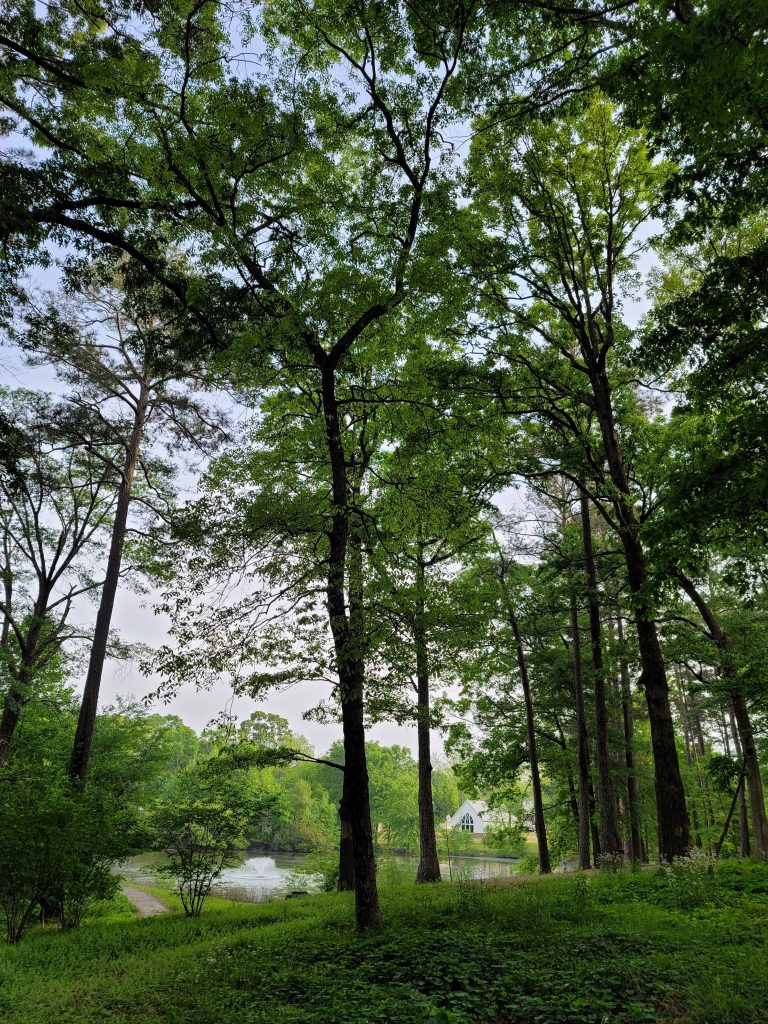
[1,861,767,1023]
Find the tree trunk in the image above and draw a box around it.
[673,570,768,861]
[616,615,642,862]
[320,364,381,929]
[569,595,591,869]
[69,376,150,783]
[590,372,690,859]
[729,708,751,858]
[414,558,440,883]
[510,612,551,874]
[338,771,356,891]
[672,671,702,848]
[732,691,768,861]
[0,689,24,767]
[579,492,622,857]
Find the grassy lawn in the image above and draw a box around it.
[1,862,767,1023]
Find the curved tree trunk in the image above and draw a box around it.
[569,595,591,869]
[69,376,150,783]
[510,612,551,874]
[579,491,622,857]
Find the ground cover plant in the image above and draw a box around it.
[1,863,767,1024]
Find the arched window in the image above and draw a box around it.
[460,812,474,833]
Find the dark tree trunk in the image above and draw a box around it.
[589,776,602,861]
[339,680,381,926]
[69,376,150,783]
[732,691,768,861]
[510,612,551,874]
[0,689,24,767]
[729,709,751,858]
[320,364,381,929]
[569,595,591,869]
[338,771,356,891]
[579,492,622,856]
[414,559,440,883]
[616,615,642,862]
[673,570,768,861]
[590,372,690,859]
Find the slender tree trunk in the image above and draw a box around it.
[69,376,150,783]
[569,596,591,869]
[509,612,551,874]
[686,686,716,841]
[414,558,440,883]
[673,570,768,861]
[338,771,356,891]
[590,373,690,859]
[673,672,702,848]
[616,615,642,862]
[732,692,768,861]
[714,762,746,859]
[320,365,380,929]
[729,709,751,858]
[579,492,622,856]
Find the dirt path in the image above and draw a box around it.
[121,885,169,917]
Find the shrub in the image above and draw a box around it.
[151,756,274,916]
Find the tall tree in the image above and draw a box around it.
[14,269,226,783]
[0,389,118,766]
[469,94,691,858]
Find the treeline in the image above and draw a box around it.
[0,0,767,934]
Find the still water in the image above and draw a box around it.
[120,850,520,904]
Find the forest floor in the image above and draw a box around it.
[1,860,767,1024]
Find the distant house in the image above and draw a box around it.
[445,799,507,837]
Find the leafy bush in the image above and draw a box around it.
[151,754,274,916]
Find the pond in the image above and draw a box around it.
[119,850,521,903]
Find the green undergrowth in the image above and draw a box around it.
[1,861,767,1024]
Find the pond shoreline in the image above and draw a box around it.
[119,849,524,905]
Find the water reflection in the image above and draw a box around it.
[120,850,520,903]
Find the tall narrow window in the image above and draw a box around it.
[460,813,474,833]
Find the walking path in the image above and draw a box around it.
[122,885,169,917]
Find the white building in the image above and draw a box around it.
[445,799,507,836]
